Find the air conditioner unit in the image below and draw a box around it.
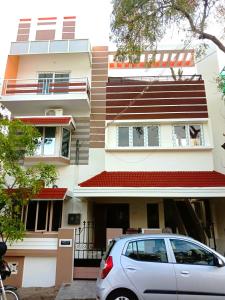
[45,108,63,116]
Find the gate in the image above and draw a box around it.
[74,221,105,269]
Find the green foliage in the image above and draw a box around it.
[111,0,225,59]
[0,119,57,243]
[216,72,225,98]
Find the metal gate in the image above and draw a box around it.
[74,221,105,267]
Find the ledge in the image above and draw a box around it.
[24,156,70,165]
[105,146,213,152]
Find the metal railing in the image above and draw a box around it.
[108,74,202,83]
[2,77,90,98]
[74,221,105,260]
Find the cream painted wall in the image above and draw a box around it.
[22,257,56,287]
[105,150,213,171]
[196,48,225,174]
[78,149,106,183]
[86,197,165,229]
[16,53,91,83]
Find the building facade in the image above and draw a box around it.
[1,16,225,287]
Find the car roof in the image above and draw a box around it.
[114,233,195,243]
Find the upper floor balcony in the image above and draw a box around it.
[10,39,91,61]
[1,76,90,116]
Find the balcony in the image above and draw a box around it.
[1,77,90,115]
[10,39,91,60]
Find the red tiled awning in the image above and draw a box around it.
[33,188,68,200]
[79,171,225,188]
[16,116,75,128]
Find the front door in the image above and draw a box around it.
[169,238,225,299]
[93,204,129,249]
[121,237,177,300]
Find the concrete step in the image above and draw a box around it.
[55,280,96,300]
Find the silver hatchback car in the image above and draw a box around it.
[96,234,225,300]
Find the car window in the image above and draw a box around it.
[170,239,216,266]
[125,239,168,263]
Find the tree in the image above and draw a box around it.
[0,119,57,243]
[111,0,225,60]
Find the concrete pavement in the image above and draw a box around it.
[55,280,96,300]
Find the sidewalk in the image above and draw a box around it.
[17,286,59,300]
[55,280,96,300]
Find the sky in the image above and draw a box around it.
[0,0,112,78]
[0,0,224,79]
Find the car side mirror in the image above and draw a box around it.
[214,256,224,267]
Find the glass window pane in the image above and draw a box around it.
[37,201,48,230]
[34,127,43,155]
[171,239,215,266]
[118,127,129,147]
[147,204,159,228]
[61,128,70,157]
[148,126,159,146]
[174,125,187,146]
[43,127,56,155]
[125,239,168,263]
[133,127,144,146]
[54,73,70,94]
[189,125,202,146]
[26,201,37,231]
[51,201,63,231]
[38,73,53,94]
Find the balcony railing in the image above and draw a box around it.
[108,74,202,83]
[10,39,91,55]
[2,77,90,98]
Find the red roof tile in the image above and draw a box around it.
[16,116,72,126]
[79,171,225,188]
[6,188,68,200]
[33,188,68,200]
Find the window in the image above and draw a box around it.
[170,239,215,266]
[35,127,56,156]
[118,125,159,147]
[25,201,63,232]
[173,124,203,147]
[118,127,129,147]
[38,72,70,94]
[125,239,168,263]
[61,128,70,157]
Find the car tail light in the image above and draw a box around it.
[100,256,113,279]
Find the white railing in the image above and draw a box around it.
[2,77,90,98]
[10,39,91,55]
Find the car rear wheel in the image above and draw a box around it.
[108,289,138,300]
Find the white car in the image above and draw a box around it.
[96,234,225,300]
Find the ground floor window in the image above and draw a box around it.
[23,200,63,232]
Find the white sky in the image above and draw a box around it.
[0,0,224,79]
[0,0,112,78]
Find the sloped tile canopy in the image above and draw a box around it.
[79,171,225,188]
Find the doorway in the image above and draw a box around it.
[93,203,129,248]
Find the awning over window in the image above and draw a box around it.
[33,188,68,200]
[15,116,75,129]
[79,171,225,188]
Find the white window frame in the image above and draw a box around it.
[173,124,204,147]
[35,126,57,156]
[117,125,160,148]
[37,71,70,94]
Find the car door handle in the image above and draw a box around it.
[181,271,190,275]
